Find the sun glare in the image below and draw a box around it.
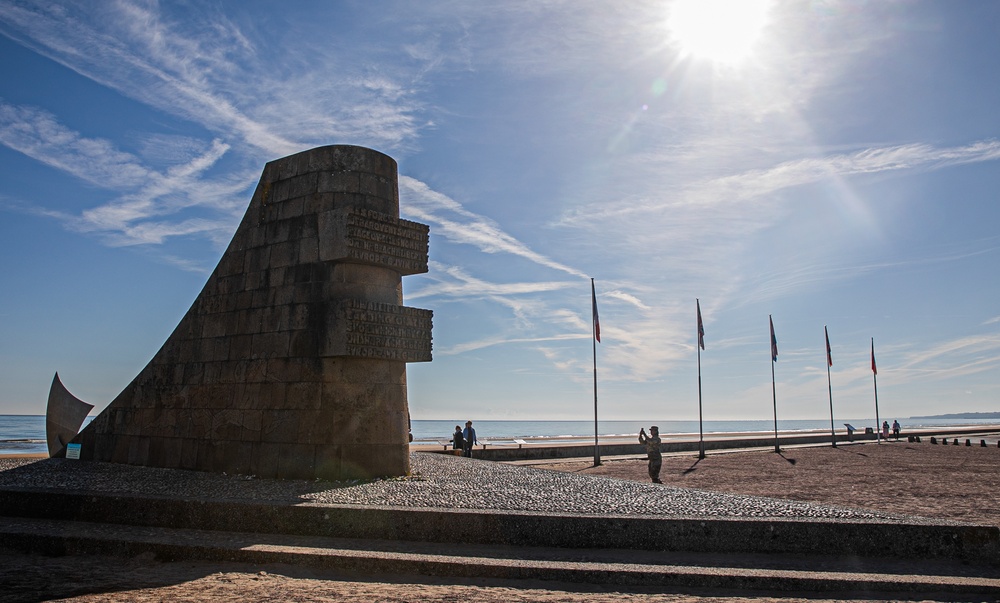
[667,0,772,65]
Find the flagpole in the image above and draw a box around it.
[771,355,779,453]
[825,326,836,447]
[872,337,880,446]
[592,278,601,466]
[697,299,705,459]
[770,315,779,454]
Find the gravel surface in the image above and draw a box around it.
[537,439,1000,528]
[0,452,923,523]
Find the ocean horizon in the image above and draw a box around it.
[4,414,1000,455]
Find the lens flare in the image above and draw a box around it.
[667,0,772,65]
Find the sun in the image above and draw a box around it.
[666,0,772,65]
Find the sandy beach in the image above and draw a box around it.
[1,439,998,602]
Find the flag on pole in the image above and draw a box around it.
[825,326,832,367]
[591,279,601,343]
[769,315,778,362]
[871,339,877,375]
[696,299,705,350]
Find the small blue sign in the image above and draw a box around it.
[66,443,82,460]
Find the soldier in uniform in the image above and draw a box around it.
[638,425,662,484]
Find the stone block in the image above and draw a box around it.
[244,246,271,273]
[252,442,281,479]
[269,240,298,268]
[288,329,320,358]
[241,410,262,441]
[153,436,182,469]
[251,283,277,309]
[320,357,406,385]
[250,331,289,359]
[298,236,320,264]
[196,440,222,472]
[261,409,305,443]
[233,383,262,409]
[201,317,228,338]
[285,381,322,410]
[317,170,359,194]
[216,250,245,278]
[288,303,313,331]
[257,382,288,410]
[211,409,246,441]
[314,444,342,479]
[275,442,316,480]
[263,219,292,244]
[183,364,205,386]
[219,440,254,475]
[127,436,150,465]
[303,192,334,215]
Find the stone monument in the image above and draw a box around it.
[65,145,432,480]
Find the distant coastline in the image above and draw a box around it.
[909,411,1000,420]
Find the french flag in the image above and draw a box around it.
[770,316,778,362]
[825,326,832,367]
[697,299,705,350]
[591,279,601,343]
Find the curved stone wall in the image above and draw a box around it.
[72,145,432,480]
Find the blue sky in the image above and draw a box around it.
[1,1,999,423]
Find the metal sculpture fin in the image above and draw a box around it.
[45,372,94,457]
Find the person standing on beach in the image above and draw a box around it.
[892,419,900,441]
[462,420,477,458]
[452,425,465,451]
[638,426,663,484]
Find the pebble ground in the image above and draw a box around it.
[0,452,932,524]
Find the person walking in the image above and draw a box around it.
[892,419,901,441]
[462,420,477,458]
[638,426,663,484]
[452,425,465,452]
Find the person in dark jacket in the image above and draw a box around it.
[452,425,465,451]
[462,420,477,458]
[638,426,663,483]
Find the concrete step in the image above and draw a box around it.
[2,487,996,565]
[3,516,1000,597]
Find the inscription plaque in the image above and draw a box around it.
[326,299,433,362]
[320,207,429,275]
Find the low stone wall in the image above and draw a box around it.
[1,488,996,563]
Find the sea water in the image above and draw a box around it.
[3,414,999,455]
[407,417,1000,443]
[0,415,47,455]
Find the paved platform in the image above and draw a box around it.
[1,452,999,596]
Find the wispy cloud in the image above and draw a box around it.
[401,176,588,278]
[442,333,588,356]
[0,104,151,188]
[0,0,447,256]
[560,140,1000,227]
[0,1,426,157]
[0,103,249,246]
[895,334,1000,379]
[408,262,577,301]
